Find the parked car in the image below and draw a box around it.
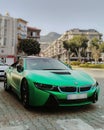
[0,62,9,79]
[4,56,100,108]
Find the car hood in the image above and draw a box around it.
[25,69,95,86]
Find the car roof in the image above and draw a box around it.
[19,56,53,60]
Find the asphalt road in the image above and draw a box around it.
[0,68,103,130]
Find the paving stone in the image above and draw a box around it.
[0,126,25,130]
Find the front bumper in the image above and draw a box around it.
[29,84,100,107]
[45,91,99,106]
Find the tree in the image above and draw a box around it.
[63,35,88,62]
[89,38,101,63]
[91,46,101,63]
[100,42,104,53]
[89,37,99,49]
[18,39,41,55]
[63,40,76,63]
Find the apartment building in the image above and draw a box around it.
[0,13,41,64]
[17,18,27,40]
[43,29,102,62]
[17,18,28,56]
[0,13,17,64]
[27,26,41,40]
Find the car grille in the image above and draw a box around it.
[80,86,91,92]
[57,85,92,93]
[59,87,77,92]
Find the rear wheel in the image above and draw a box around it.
[21,79,29,108]
[4,74,11,91]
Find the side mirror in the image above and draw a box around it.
[17,65,24,72]
[68,64,72,69]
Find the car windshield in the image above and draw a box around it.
[26,58,70,70]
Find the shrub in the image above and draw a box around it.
[79,63,104,68]
[70,61,80,66]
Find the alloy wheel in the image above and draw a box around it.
[21,80,29,108]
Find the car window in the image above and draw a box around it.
[26,58,70,70]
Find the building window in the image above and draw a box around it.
[4,20,7,27]
[4,38,6,46]
[33,32,36,37]
[18,24,21,29]
[4,28,7,36]
[31,32,33,36]
[1,50,4,53]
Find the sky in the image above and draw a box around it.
[0,0,104,36]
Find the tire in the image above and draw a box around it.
[92,92,98,103]
[21,79,29,108]
[4,74,11,91]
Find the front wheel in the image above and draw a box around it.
[92,92,98,103]
[21,79,29,108]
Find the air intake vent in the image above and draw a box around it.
[52,72,71,75]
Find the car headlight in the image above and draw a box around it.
[92,82,99,88]
[35,82,55,90]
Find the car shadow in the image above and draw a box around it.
[28,104,97,115]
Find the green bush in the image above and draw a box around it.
[65,60,104,68]
[70,61,81,66]
[79,63,89,67]
[79,63,104,68]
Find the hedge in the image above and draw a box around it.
[79,63,104,68]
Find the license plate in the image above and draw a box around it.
[67,93,87,100]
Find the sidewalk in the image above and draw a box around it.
[0,126,25,130]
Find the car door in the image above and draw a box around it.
[6,61,18,85]
[10,60,23,93]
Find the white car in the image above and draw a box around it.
[0,62,9,79]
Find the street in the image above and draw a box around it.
[0,69,104,130]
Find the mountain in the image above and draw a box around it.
[39,32,61,43]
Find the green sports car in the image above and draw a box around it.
[4,56,100,108]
